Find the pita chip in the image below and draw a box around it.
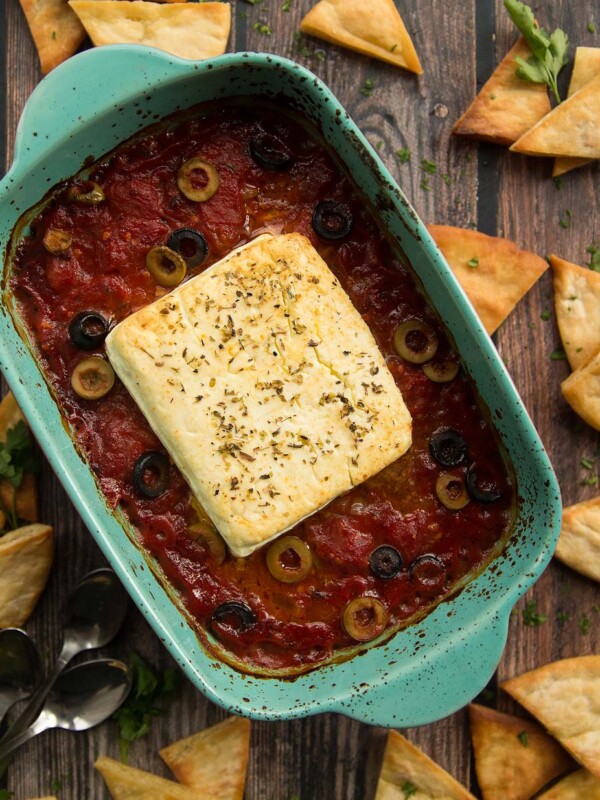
[554,47,600,176]
[0,523,53,629]
[300,0,422,74]
[19,0,86,73]
[69,1,231,61]
[428,225,548,334]
[551,254,600,370]
[511,71,600,158]
[561,350,600,432]
[469,704,573,800]
[537,769,600,799]
[502,656,600,779]
[159,716,250,799]
[453,38,551,145]
[95,757,201,800]
[0,392,38,524]
[555,496,600,582]
[374,730,476,800]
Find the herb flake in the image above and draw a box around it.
[521,599,547,626]
[468,257,479,268]
[396,148,411,164]
[360,79,374,97]
[402,781,418,799]
[517,730,529,746]
[550,349,567,361]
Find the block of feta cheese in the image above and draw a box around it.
[106,233,412,557]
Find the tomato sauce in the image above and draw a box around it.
[9,105,514,673]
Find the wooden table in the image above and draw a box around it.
[1,0,599,797]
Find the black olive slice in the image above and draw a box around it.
[429,428,468,467]
[249,131,293,171]
[369,545,403,579]
[409,554,447,590]
[312,201,353,241]
[166,228,208,268]
[133,451,170,498]
[466,463,502,504]
[211,601,257,633]
[69,311,110,351]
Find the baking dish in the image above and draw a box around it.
[0,47,560,726]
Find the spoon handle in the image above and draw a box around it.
[0,640,76,747]
[0,718,47,761]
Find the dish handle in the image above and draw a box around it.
[11,46,187,169]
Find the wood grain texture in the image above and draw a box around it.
[1,0,598,797]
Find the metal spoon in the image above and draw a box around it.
[0,658,131,761]
[0,629,41,725]
[0,567,128,745]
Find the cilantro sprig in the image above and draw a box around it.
[112,652,179,763]
[504,0,569,103]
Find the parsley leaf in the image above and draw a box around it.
[550,349,567,361]
[112,652,180,763]
[396,148,411,164]
[587,245,600,272]
[360,79,374,97]
[504,0,569,103]
[402,781,418,798]
[0,420,39,489]
[468,257,479,268]
[517,730,529,746]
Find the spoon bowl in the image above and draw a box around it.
[0,658,131,760]
[0,629,40,724]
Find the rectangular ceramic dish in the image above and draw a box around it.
[0,48,561,727]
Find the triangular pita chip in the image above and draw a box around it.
[554,47,600,176]
[555,496,600,582]
[428,225,548,334]
[537,768,600,799]
[453,38,551,145]
[561,349,600,432]
[511,71,600,158]
[95,757,201,800]
[469,703,573,800]
[502,656,600,779]
[300,0,422,74]
[551,254,600,370]
[19,0,86,73]
[0,392,38,524]
[0,524,53,629]
[374,730,476,799]
[69,1,231,61]
[159,716,250,799]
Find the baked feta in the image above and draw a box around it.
[106,233,412,556]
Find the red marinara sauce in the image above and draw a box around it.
[9,105,514,673]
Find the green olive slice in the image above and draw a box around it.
[145,246,187,287]
[423,357,460,383]
[342,597,388,642]
[177,157,220,202]
[435,472,470,510]
[266,535,313,583]
[393,319,438,364]
[43,228,72,256]
[188,522,227,565]
[67,181,105,205]
[71,356,115,400]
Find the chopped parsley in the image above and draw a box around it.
[540,309,551,321]
[467,257,479,268]
[396,148,411,164]
[581,475,599,486]
[112,652,180,763]
[517,730,529,746]
[550,349,567,361]
[581,457,595,470]
[521,599,547,626]
[402,781,418,798]
[50,778,64,792]
[504,0,569,103]
[360,79,375,97]
[553,176,563,190]
[589,22,597,33]
[420,177,431,191]
[587,245,600,272]
[253,21,272,35]
[420,158,437,174]
[556,610,570,624]
[441,173,453,186]
[559,208,572,228]
[282,0,292,9]
[579,614,592,634]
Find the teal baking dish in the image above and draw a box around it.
[0,47,560,726]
